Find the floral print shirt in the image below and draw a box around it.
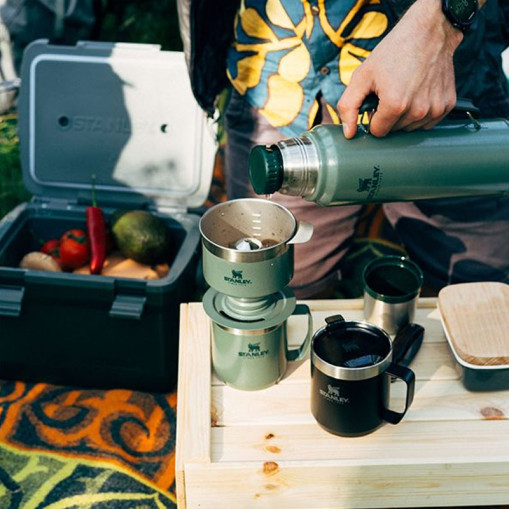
[226,0,391,136]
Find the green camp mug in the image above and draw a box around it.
[204,289,312,391]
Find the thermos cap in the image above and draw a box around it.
[249,145,284,195]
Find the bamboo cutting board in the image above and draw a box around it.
[438,282,509,366]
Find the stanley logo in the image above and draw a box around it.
[357,165,382,200]
[357,178,372,192]
[58,115,158,135]
[224,269,252,286]
[320,384,350,404]
[239,342,269,358]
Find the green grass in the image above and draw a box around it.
[99,1,182,51]
[0,114,31,219]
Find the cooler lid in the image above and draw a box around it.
[18,40,216,210]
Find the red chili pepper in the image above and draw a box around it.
[86,175,106,274]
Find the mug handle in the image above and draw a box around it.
[286,303,313,362]
[383,362,415,425]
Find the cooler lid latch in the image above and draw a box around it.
[0,285,25,317]
[109,294,147,320]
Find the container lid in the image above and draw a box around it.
[18,40,216,210]
[438,282,509,366]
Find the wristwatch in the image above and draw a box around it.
[442,0,478,32]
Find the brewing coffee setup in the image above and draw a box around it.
[177,104,509,505]
[199,198,313,391]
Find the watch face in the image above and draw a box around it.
[449,0,478,24]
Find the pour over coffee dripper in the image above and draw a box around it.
[199,198,313,298]
[199,198,314,391]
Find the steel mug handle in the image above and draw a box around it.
[288,222,314,245]
[383,362,415,424]
[286,303,313,362]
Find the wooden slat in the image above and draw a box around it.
[211,378,509,427]
[175,303,212,509]
[210,420,509,463]
[184,459,509,508]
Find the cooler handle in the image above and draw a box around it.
[109,294,146,320]
[0,285,24,317]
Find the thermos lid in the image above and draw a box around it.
[249,145,284,195]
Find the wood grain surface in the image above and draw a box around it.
[438,282,509,366]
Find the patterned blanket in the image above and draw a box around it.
[0,381,177,508]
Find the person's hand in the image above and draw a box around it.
[337,0,464,139]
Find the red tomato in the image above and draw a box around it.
[40,239,62,266]
[41,239,60,256]
[60,229,89,269]
[61,229,88,244]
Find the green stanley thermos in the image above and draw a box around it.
[249,115,509,206]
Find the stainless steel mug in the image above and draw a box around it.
[310,315,415,436]
[362,255,423,336]
[205,291,313,391]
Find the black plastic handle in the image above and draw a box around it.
[359,93,379,115]
[447,97,481,119]
[392,323,425,367]
[358,94,480,119]
[383,362,415,425]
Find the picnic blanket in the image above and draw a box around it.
[0,381,177,508]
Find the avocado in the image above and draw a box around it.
[110,208,129,229]
[111,210,171,265]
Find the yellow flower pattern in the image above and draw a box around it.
[226,0,389,135]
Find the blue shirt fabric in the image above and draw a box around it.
[226,0,391,136]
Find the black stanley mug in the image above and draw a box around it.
[310,315,415,437]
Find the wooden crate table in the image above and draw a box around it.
[176,298,509,508]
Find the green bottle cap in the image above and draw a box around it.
[249,145,284,195]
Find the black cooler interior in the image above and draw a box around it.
[0,40,215,392]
